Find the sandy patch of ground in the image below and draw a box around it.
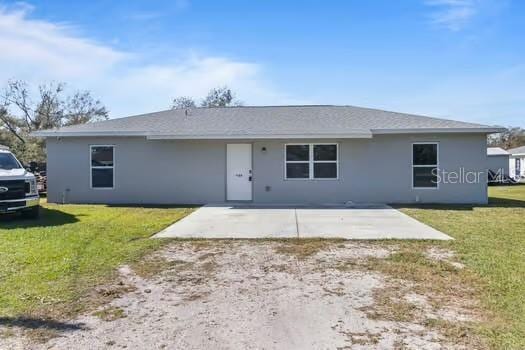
[425,247,465,270]
[1,241,483,349]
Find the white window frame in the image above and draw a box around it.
[90,145,115,190]
[411,142,439,190]
[284,143,339,180]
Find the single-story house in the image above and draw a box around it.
[508,146,525,180]
[34,105,505,205]
[487,147,510,176]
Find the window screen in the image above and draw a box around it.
[91,146,114,188]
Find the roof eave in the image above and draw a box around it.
[146,132,373,140]
[372,127,506,134]
[31,131,149,137]
[32,131,375,139]
[32,127,506,138]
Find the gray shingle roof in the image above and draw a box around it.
[487,147,509,156]
[33,105,504,138]
[508,146,525,155]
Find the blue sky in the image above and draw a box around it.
[0,0,523,126]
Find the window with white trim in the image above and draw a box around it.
[412,143,438,188]
[91,145,114,189]
[285,144,338,179]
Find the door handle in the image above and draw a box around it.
[249,176,252,181]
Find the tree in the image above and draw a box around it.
[488,127,525,149]
[171,86,242,110]
[1,81,64,138]
[172,96,197,109]
[0,105,25,144]
[201,86,242,107]
[63,91,109,126]
[0,80,109,162]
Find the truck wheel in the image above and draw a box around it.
[22,206,40,219]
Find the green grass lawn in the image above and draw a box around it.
[400,184,525,349]
[0,201,193,319]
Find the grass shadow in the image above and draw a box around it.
[0,316,86,331]
[391,203,475,211]
[393,196,525,211]
[104,203,201,209]
[487,197,525,208]
[0,207,80,229]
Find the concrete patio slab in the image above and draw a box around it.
[296,207,450,239]
[154,204,452,240]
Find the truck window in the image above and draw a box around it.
[0,153,22,170]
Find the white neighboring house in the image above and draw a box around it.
[508,146,525,181]
[487,147,510,177]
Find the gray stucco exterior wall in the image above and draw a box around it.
[486,154,510,175]
[45,133,488,205]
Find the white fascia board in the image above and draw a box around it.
[146,132,373,140]
[31,131,148,137]
[372,127,507,135]
[32,127,506,139]
[33,131,373,139]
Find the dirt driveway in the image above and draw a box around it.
[3,240,484,350]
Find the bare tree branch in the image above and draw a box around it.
[0,80,109,161]
[171,87,242,110]
[201,86,242,107]
[0,107,26,144]
[5,80,35,130]
[63,90,109,125]
[488,127,525,149]
[172,96,197,109]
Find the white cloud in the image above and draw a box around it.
[101,56,293,116]
[425,0,478,31]
[0,4,293,117]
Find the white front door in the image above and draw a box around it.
[227,144,252,201]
